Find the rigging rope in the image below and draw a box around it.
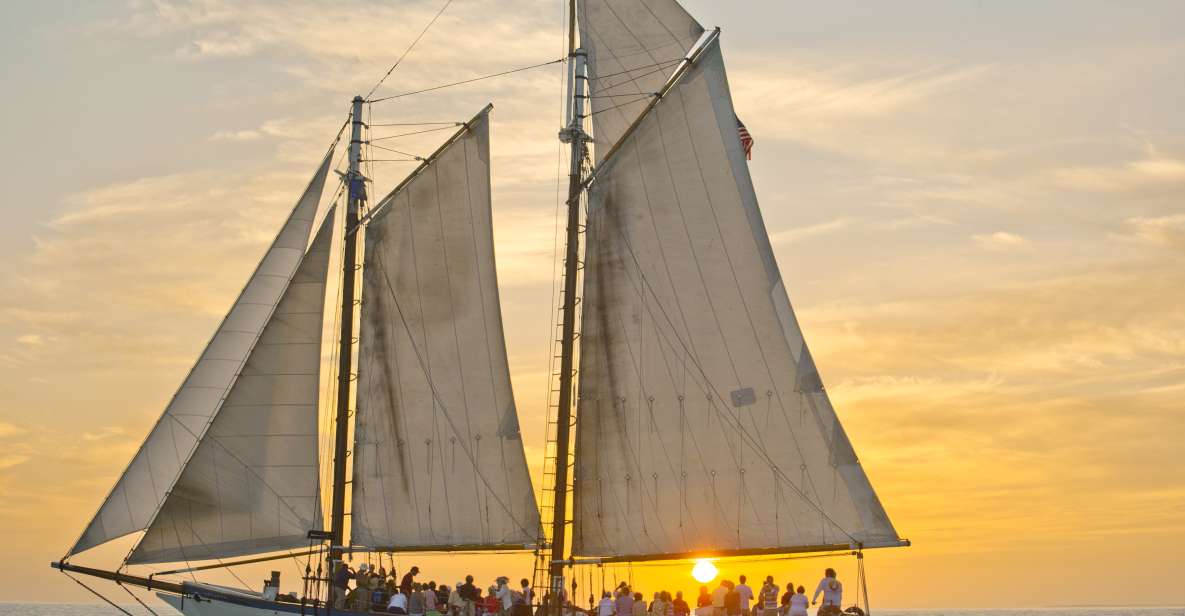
[368,58,564,103]
[370,124,463,142]
[366,0,455,100]
[61,571,136,616]
[116,580,160,616]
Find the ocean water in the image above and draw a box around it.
[2,607,1181,616]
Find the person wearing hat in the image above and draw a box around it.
[402,566,421,596]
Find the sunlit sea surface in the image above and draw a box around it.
[3,606,1181,616]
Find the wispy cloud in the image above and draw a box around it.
[770,217,854,245]
[972,231,1027,250]
[1124,213,1185,249]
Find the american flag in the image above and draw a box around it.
[736,116,754,160]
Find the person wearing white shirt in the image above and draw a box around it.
[735,576,754,616]
[389,590,410,615]
[598,592,616,616]
[788,587,809,616]
[811,569,842,613]
[496,577,514,613]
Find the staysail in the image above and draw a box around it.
[129,206,336,564]
[571,9,902,559]
[68,151,334,559]
[351,107,541,551]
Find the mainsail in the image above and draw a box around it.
[571,4,902,560]
[68,152,335,559]
[351,107,541,551]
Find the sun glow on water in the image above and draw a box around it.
[691,559,719,583]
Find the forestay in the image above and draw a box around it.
[68,151,335,559]
[578,0,704,163]
[351,109,541,550]
[129,207,336,564]
[571,38,902,559]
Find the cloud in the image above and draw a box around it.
[16,334,42,346]
[1047,156,1185,193]
[972,231,1027,250]
[209,128,262,142]
[81,426,128,442]
[0,455,29,471]
[0,423,26,438]
[1124,213,1185,249]
[770,217,854,245]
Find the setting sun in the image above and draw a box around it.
[691,559,719,584]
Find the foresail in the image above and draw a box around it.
[67,151,334,559]
[128,206,336,564]
[571,39,901,560]
[578,0,704,162]
[351,108,541,551]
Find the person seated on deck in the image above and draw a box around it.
[426,581,439,613]
[483,585,500,616]
[788,587,808,616]
[632,592,647,616]
[597,591,614,616]
[449,582,465,616]
[810,569,842,616]
[410,583,428,616]
[389,588,411,615]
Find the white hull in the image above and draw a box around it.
[157,586,374,616]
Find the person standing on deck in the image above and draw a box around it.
[460,575,479,616]
[616,586,635,616]
[402,566,421,595]
[810,569,842,615]
[496,577,515,616]
[711,581,728,616]
[723,582,741,616]
[333,562,352,609]
[673,590,690,616]
[735,576,754,616]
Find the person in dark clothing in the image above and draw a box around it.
[460,575,479,602]
[401,566,421,595]
[724,583,741,616]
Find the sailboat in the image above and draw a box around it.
[52,1,908,614]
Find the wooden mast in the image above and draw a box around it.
[327,95,366,606]
[548,0,585,611]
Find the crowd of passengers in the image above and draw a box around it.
[329,564,852,616]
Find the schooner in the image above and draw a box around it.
[52,1,908,614]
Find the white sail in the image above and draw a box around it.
[68,151,334,558]
[128,206,336,564]
[571,35,902,559]
[578,0,704,163]
[351,108,541,551]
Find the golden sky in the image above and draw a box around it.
[1,0,1183,609]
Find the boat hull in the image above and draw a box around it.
[158,588,377,616]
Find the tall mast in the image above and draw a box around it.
[330,95,365,566]
[548,8,587,611]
